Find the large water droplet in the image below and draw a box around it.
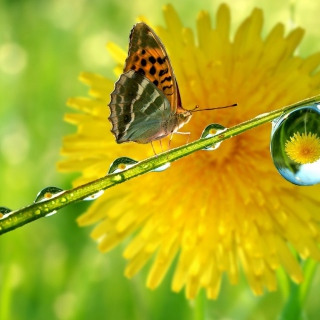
[270,104,320,185]
[34,187,65,203]
[0,206,12,219]
[200,123,227,150]
[0,206,12,214]
[108,157,138,174]
[83,190,104,201]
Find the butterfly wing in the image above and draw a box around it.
[124,22,180,113]
[109,70,176,144]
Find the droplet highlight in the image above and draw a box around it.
[34,186,65,203]
[200,123,227,150]
[108,157,138,174]
[270,104,320,185]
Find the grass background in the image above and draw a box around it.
[0,0,320,319]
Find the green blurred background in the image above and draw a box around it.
[1,0,320,319]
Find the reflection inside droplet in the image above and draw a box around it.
[270,104,320,186]
[34,187,65,203]
[108,157,138,174]
[200,123,227,150]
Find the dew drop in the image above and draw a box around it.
[0,206,12,219]
[200,123,227,150]
[34,186,65,203]
[45,210,57,217]
[83,190,104,201]
[255,112,269,119]
[270,104,320,185]
[141,163,152,170]
[150,163,171,172]
[35,209,41,215]
[108,157,138,174]
[60,197,67,203]
[0,206,12,215]
[42,204,58,218]
[110,174,124,183]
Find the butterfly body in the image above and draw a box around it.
[108,22,192,144]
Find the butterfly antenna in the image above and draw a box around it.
[191,103,237,112]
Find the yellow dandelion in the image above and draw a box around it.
[58,4,320,299]
[285,132,320,164]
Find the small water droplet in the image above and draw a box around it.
[83,190,104,201]
[60,197,67,203]
[110,174,124,183]
[141,163,152,170]
[200,123,227,150]
[34,186,65,203]
[270,104,320,185]
[150,163,171,172]
[35,209,41,215]
[255,112,269,119]
[45,210,57,217]
[108,157,138,174]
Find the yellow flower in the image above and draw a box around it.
[285,132,320,164]
[58,5,320,299]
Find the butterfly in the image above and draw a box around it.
[108,22,236,145]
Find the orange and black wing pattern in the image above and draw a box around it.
[123,22,179,112]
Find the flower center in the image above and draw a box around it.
[285,132,320,164]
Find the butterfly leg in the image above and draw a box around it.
[168,133,174,149]
[159,139,164,153]
[150,141,157,156]
[174,131,191,144]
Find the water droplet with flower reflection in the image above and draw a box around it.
[34,187,65,203]
[0,206,12,219]
[108,157,138,174]
[200,123,227,150]
[108,156,170,173]
[34,187,65,217]
[270,104,320,185]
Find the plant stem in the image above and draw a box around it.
[278,279,302,320]
[194,290,206,320]
[0,95,319,235]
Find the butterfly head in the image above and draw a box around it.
[176,110,193,129]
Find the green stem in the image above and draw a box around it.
[300,259,318,305]
[0,95,319,235]
[194,290,206,320]
[279,280,302,320]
